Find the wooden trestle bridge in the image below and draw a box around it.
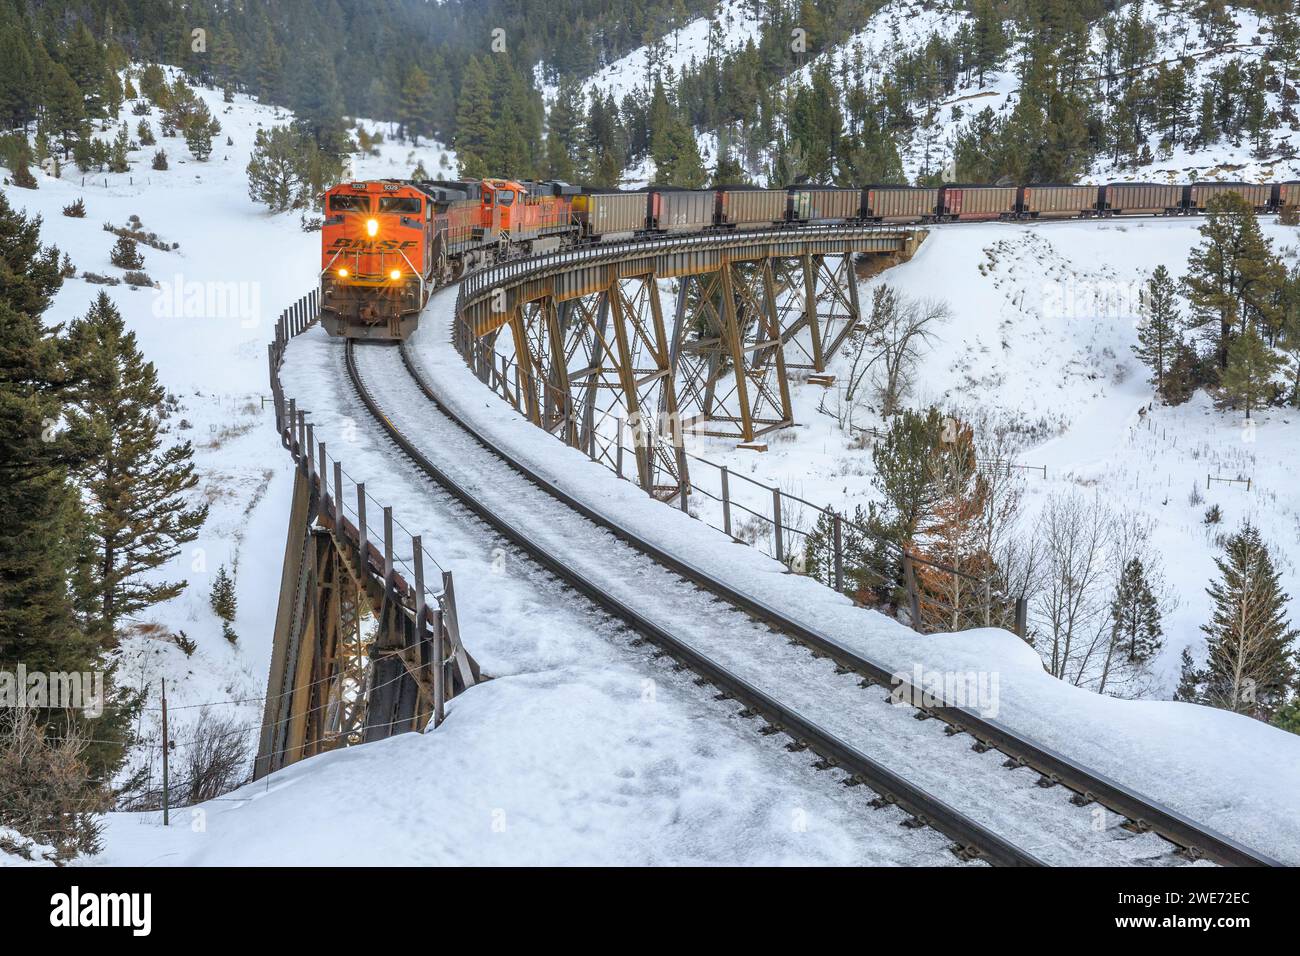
[257,225,921,775]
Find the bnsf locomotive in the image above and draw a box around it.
[320,178,1300,340]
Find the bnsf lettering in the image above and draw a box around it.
[329,238,419,250]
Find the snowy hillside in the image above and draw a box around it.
[683,216,1300,698]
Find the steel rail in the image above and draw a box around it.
[343,338,1043,867]
[424,248,1280,867]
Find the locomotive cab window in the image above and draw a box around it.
[497,190,514,206]
[329,194,370,213]
[379,196,422,215]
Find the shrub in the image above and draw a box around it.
[179,709,251,805]
[137,120,155,146]
[122,270,154,287]
[82,271,121,286]
[0,710,108,859]
[1204,504,1222,525]
[152,148,168,170]
[60,253,76,278]
[62,198,86,218]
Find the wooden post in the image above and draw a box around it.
[383,507,394,591]
[904,552,922,633]
[1014,597,1028,638]
[772,488,783,564]
[833,513,844,592]
[412,535,430,724]
[721,466,732,537]
[616,418,624,478]
[356,482,368,573]
[332,460,343,526]
[160,678,170,826]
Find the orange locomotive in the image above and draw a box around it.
[320,178,577,339]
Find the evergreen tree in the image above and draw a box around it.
[1134,265,1181,397]
[65,292,208,638]
[182,101,220,161]
[1110,557,1163,664]
[398,66,435,146]
[108,121,129,173]
[1174,646,1203,703]
[545,76,586,180]
[1199,523,1298,720]
[454,56,494,178]
[0,190,131,786]
[1221,321,1282,418]
[1183,193,1279,371]
[109,235,143,269]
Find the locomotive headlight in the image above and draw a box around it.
[366,218,379,237]
[389,269,402,280]
[337,268,349,278]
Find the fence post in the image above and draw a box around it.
[721,466,732,537]
[616,417,624,478]
[772,487,783,564]
[903,552,922,633]
[383,507,394,593]
[833,513,844,593]
[317,440,327,500]
[332,460,343,526]
[356,482,368,573]
[984,577,991,628]
[306,424,316,482]
[412,535,430,724]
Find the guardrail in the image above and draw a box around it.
[264,291,474,761]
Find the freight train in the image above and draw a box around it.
[320,178,1300,339]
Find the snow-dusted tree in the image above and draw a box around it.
[1133,264,1180,397]
[1199,523,1298,720]
[65,292,208,639]
[1109,558,1163,665]
[867,285,946,417]
[1221,321,1282,419]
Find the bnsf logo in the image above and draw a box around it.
[330,238,419,250]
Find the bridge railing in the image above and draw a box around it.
[264,292,473,768]
[450,235,1026,637]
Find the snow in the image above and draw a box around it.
[399,280,1300,862]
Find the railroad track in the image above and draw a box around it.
[338,333,1279,867]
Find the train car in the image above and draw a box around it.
[864,185,940,222]
[789,187,863,222]
[1189,181,1273,213]
[1099,182,1184,216]
[939,184,1018,221]
[1278,181,1300,215]
[572,192,647,241]
[648,188,714,234]
[1019,184,1100,219]
[320,180,436,340]
[717,187,788,229]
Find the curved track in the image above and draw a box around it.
[336,333,1276,867]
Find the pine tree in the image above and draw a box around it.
[1183,193,1279,371]
[398,66,435,146]
[1200,523,1298,720]
[1174,646,1203,703]
[1221,321,1282,418]
[109,235,143,269]
[66,292,208,638]
[454,56,494,177]
[1134,265,1181,396]
[1110,557,1163,664]
[0,191,132,786]
[108,122,129,173]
